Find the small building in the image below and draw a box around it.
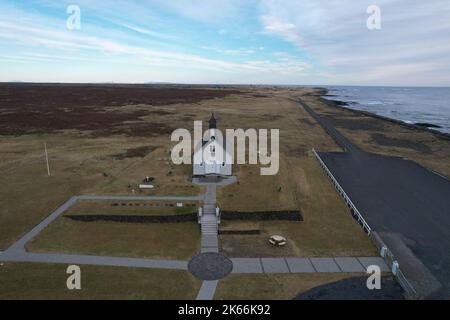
[193,114,232,177]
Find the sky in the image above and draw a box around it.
[0,0,449,86]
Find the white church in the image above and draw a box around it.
[193,114,232,177]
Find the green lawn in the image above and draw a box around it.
[0,262,201,300]
[27,218,201,260]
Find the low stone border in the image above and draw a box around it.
[221,210,303,221]
[111,202,198,207]
[219,230,261,235]
[64,210,303,224]
[64,214,197,223]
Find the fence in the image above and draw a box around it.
[312,148,418,299]
[312,149,371,234]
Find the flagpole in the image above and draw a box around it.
[44,142,51,176]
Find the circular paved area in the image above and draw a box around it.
[188,253,233,280]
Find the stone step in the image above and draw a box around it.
[201,219,217,225]
[202,232,217,236]
[201,215,217,221]
[201,235,219,248]
[201,247,219,253]
[202,225,217,231]
[201,223,217,228]
[202,228,217,233]
[201,221,217,226]
[201,219,217,224]
[202,223,217,228]
[202,230,217,236]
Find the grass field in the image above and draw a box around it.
[0,262,201,300]
[0,133,200,250]
[27,218,200,260]
[22,90,376,260]
[219,156,377,257]
[3,85,422,299]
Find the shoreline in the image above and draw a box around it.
[317,88,450,141]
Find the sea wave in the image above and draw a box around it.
[322,86,450,134]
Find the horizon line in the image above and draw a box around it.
[1,81,450,89]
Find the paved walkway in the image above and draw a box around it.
[231,257,389,274]
[199,184,219,253]
[193,256,389,300]
[196,281,219,300]
[6,196,79,254]
[0,252,187,270]
[193,176,237,187]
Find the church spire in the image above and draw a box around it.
[209,113,217,129]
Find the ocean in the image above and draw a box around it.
[322,86,450,134]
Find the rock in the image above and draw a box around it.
[415,122,442,129]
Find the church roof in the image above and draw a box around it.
[209,113,217,129]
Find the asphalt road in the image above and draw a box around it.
[298,98,450,299]
[295,276,405,300]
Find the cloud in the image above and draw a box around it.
[117,23,170,40]
[0,16,309,82]
[2,0,449,85]
[261,15,302,46]
[259,0,450,85]
[201,46,257,56]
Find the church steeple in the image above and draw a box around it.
[209,113,217,129]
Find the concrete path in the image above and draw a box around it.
[0,252,188,270]
[1,252,388,275]
[192,255,389,301]
[196,281,219,300]
[200,184,219,253]
[231,257,389,274]
[6,196,79,254]
[193,176,237,187]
